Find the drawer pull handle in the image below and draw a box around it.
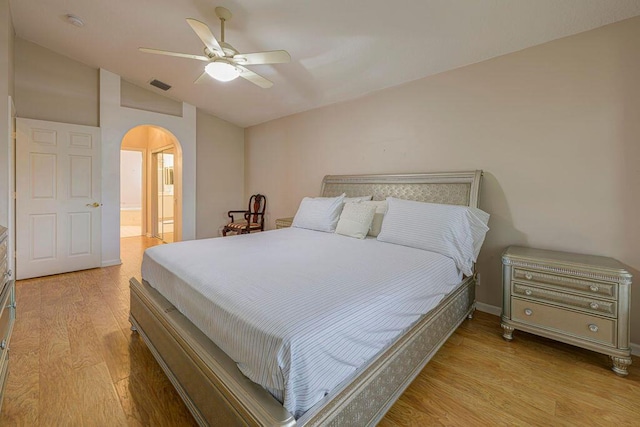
[590,302,599,310]
[589,285,599,292]
[588,324,599,333]
[0,340,5,350]
[524,273,533,280]
[524,308,533,316]
[3,269,9,278]
[524,289,532,296]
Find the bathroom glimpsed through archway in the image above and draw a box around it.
[153,147,175,242]
[120,125,183,243]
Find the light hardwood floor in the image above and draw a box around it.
[1,236,638,426]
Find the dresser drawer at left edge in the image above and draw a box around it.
[0,224,15,411]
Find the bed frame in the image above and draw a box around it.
[129,170,483,426]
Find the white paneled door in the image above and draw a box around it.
[16,118,101,280]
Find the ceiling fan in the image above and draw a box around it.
[139,7,290,88]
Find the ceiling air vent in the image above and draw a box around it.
[149,79,171,91]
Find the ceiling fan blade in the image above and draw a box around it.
[237,66,273,89]
[186,18,224,56]
[234,50,291,65]
[194,71,210,84]
[139,47,209,62]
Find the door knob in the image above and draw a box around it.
[86,202,102,208]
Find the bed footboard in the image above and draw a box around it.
[300,275,476,426]
[129,277,296,427]
[129,275,475,427]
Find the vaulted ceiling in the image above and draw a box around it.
[10,0,640,127]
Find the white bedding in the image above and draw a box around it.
[142,227,462,418]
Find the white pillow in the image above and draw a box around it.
[362,200,388,237]
[335,202,377,239]
[376,197,489,276]
[292,194,346,232]
[343,195,373,203]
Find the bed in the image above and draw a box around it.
[129,170,484,426]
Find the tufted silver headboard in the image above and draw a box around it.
[321,171,483,208]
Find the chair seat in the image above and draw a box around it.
[222,194,266,237]
[224,222,261,230]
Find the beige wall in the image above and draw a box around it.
[196,108,245,239]
[148,126,177,150]
[121,125,149,150]
[121,79,183,117]
[14,37,99,127]
[0,0,14,228]
[120,150,143,209]
[4,0,12,98]
[246,17,640,345]
[116,114,181,152]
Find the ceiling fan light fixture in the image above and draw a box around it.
[143,11,287,88]
[205,60,240,82]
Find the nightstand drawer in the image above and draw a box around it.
[512,283,616,317]
[513,268,616,299]
[512,298,616,347]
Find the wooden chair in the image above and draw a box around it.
[222,194,266,236]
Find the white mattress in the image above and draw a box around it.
[141,227,462,418]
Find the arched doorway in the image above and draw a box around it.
[120,125,183,243]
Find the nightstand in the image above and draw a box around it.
[275,217,294,229]
[501,246,632,375]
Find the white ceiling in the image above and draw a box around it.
[10,0,640,128]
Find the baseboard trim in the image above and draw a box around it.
[475,302,501,316]
[101,259,122,267]
[474,302,639,356]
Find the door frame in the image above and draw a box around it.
[150,144,176,242]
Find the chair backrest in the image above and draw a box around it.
[248,194,266,224]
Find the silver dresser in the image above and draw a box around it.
[0,225,15,409]
[501,246,632,375]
